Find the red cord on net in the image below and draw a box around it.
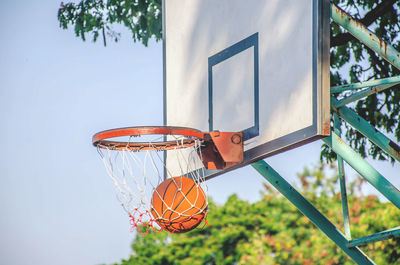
[129,210,209,234]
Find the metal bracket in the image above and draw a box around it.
[200,131,243,170]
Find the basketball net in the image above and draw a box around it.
[96,134,208,234]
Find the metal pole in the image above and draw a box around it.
[331,76,400,94]
[335,83,397,108]
[323,132,400,209]
[332,98,400,163]
[334,114,351,239]
[347,227,400,248]
[252,160,375,265]
[331,4,400,71]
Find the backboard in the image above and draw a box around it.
[163,0,330,179]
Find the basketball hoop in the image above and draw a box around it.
[93,126,204,151]
[93,126,243,234]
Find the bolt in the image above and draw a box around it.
[231,134,242,144]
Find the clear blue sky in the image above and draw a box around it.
[1,1,399,265]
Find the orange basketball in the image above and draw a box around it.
[151,176,207,233]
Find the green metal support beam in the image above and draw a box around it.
[323,132,400,209]
[332,98,400,163]
[252,160,375,265]
[331,4,400,71]
[334,114,351,239]
[335,83,397,108]
[245,5,400,264]
[331,76,400,94]
[347,227,400,248]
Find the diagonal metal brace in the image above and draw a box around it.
[334,83,398,108]
[323,132,400,209]
[252,160,375,265]
[331,97,400,163]
[347,227,400,248]
[331,76,400,94]
[347,226,400,247]
[334,114,352,239]
[331,4,400,70]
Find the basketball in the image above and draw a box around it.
[151,176,207,233]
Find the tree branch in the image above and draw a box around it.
[331,0,397,47]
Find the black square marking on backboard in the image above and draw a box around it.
[208,33,259,141]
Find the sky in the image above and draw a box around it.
[0,1,399,265]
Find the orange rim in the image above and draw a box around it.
[93,126,204,151]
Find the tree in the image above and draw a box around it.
[326,0,400,163]
[57,0,400,163]
[107,164,400,265]
[58,0,162,46]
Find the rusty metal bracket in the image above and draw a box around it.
[200,131,243,170]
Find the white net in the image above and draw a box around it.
[96,134,208,234]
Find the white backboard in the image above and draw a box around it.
[163,0,330,178]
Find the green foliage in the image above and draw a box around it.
[111,164,400,265]
[58,0,162,46]
[58,1,400,163]
[323,0,400,163]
